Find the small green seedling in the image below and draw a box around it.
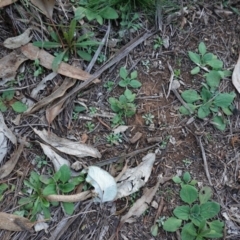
[182,158,192,168]
[174,69,181,78]
[142,113,154,125]
[0,90,27,113]
[153,36,163,50]
[141,60,150,72]
[106,133,122,145]
[151,216,166,237]
[33,59,44,77]
[161,172,224,240]
[33,19,100,71]
[72,104,86,120]
[35,155,47,169]
[85,121,95,131]
[0,183,8,202]
[18,165,85,221]
[89,107,97,115]
[119,67,142,88]
[104,81,115,91]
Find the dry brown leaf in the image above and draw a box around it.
[34,128,101,158]
[0,50,28,83]
[0,140,24,179]
[30,0,55,18]
[232,53,240,94]
[0,212,34,231]
[21,44,100,82]
[25,78,76,115]
[0,0,18,8]
[3,28,32,49]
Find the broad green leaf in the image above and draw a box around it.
[202,229,223,238]
[130,70,138,79]
[180,185,198,204]
[124,89,136,102]
[206,59,223,69]
[150,224,159,237]
[33,41,61,49]
[183,172,191,183]
[163,217,182,232]
[0,102,7,112]
[41,197,50,208]
[223,70,232,77]
[18,197,32,205]
[85,9,97,21]
[200,201,220,219]
[41,205,51,219]
[74,7,86,20]
[77,50,92,61]
[129,80,142,88]
[39,175,53,185]
[99,6,118,19]
[0,183,8,194]
[54,170,61,181]
[198,104,211,119]
[205,70,221,88]
[120,67,128,79]
[172,176,182,184]
[202,53,215,64]
[207,220,224,237]
[191,66,200,75]
[199,186,212,204]
[181,223,197,240]
[222,107,232,115]
[119,95,127,104]
[181,90,201,103]
[179,103,196,115]
[109,98,121,112]
[52,50,67,72]
[212,116,226,131]
[49,30,59,42]
[62,202,74,215]
[59,164,71,183]
[173,205,190,220]
[74,105,86,113]
[96,15,103,25]
[70,175,85,186]
[2,90,14,100]
[119,79,129,87]
[42,184,57,195]
[198,42,206,55]
[213,92,236,108]
[188,51,201,64]
[200,87,211,103]
[58,183,75,193]
[11,101,27,113]
[191,204,200,215]
[23,179,37,191]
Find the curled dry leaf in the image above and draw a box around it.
[0,212,34,231]
[115,153,156,199]
[86,166,117,202]
[30,0,55,18]
[113,125,129,135]
[232,53,240,94]
[3,28,32,49]
[0,112,17,145]
[0,140,24,179]
[39,142,70,172]
[34,214,49,232]
[34,128,101,158]
[0,0,18,8]
[25,78,76,115]
[21,44,100,82]
[0,50,28,83]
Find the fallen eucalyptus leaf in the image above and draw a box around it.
[0,212,34,231]
[3,28,32,49]
[232,53,240,94]
[86,166,117,202]
[34,128,101,158]
[30,0,55,18]
[115,153,156,199]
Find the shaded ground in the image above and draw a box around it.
[1,1,240,239]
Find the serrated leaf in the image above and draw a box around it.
[163,217,182,232]
[129,80,141,88]
[119,79,129,87]
[199,186,212,204]
[191,66,200,75]
[130,70,138,79]
[206,220,224,237]
[213,92,236,108]
[62,202,74,215]
[179,104,196,115]
[58,183,75,193]
[212,116,226,131]
[198,42,206,55]
[202,53,216,64]
[173,205,190,220]
[120,67,128,79]
[11,101,27,113]
[200,87,211,103]
[188,51,201,64]
[124,89,135,102]
[181,223,197,239]
[180,185,198,204]
[181,90,201,103]
[200,201,220,219]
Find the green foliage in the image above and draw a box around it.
[179,42,235,131]
[119,67,141,88]
[72,104,86,120]
[161,172,224,239]
[0,183,8,201]
[35,155,47,168]
[104,81,115,91]
[89,106,97,115]
[106,133,122,145]
[142,113,154,125]
[33,59,44,77]
[85,121,95,131]
[0,90,27,113]
[153,36,163,50]
[18,165,86,221]
[33,19,100,71]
